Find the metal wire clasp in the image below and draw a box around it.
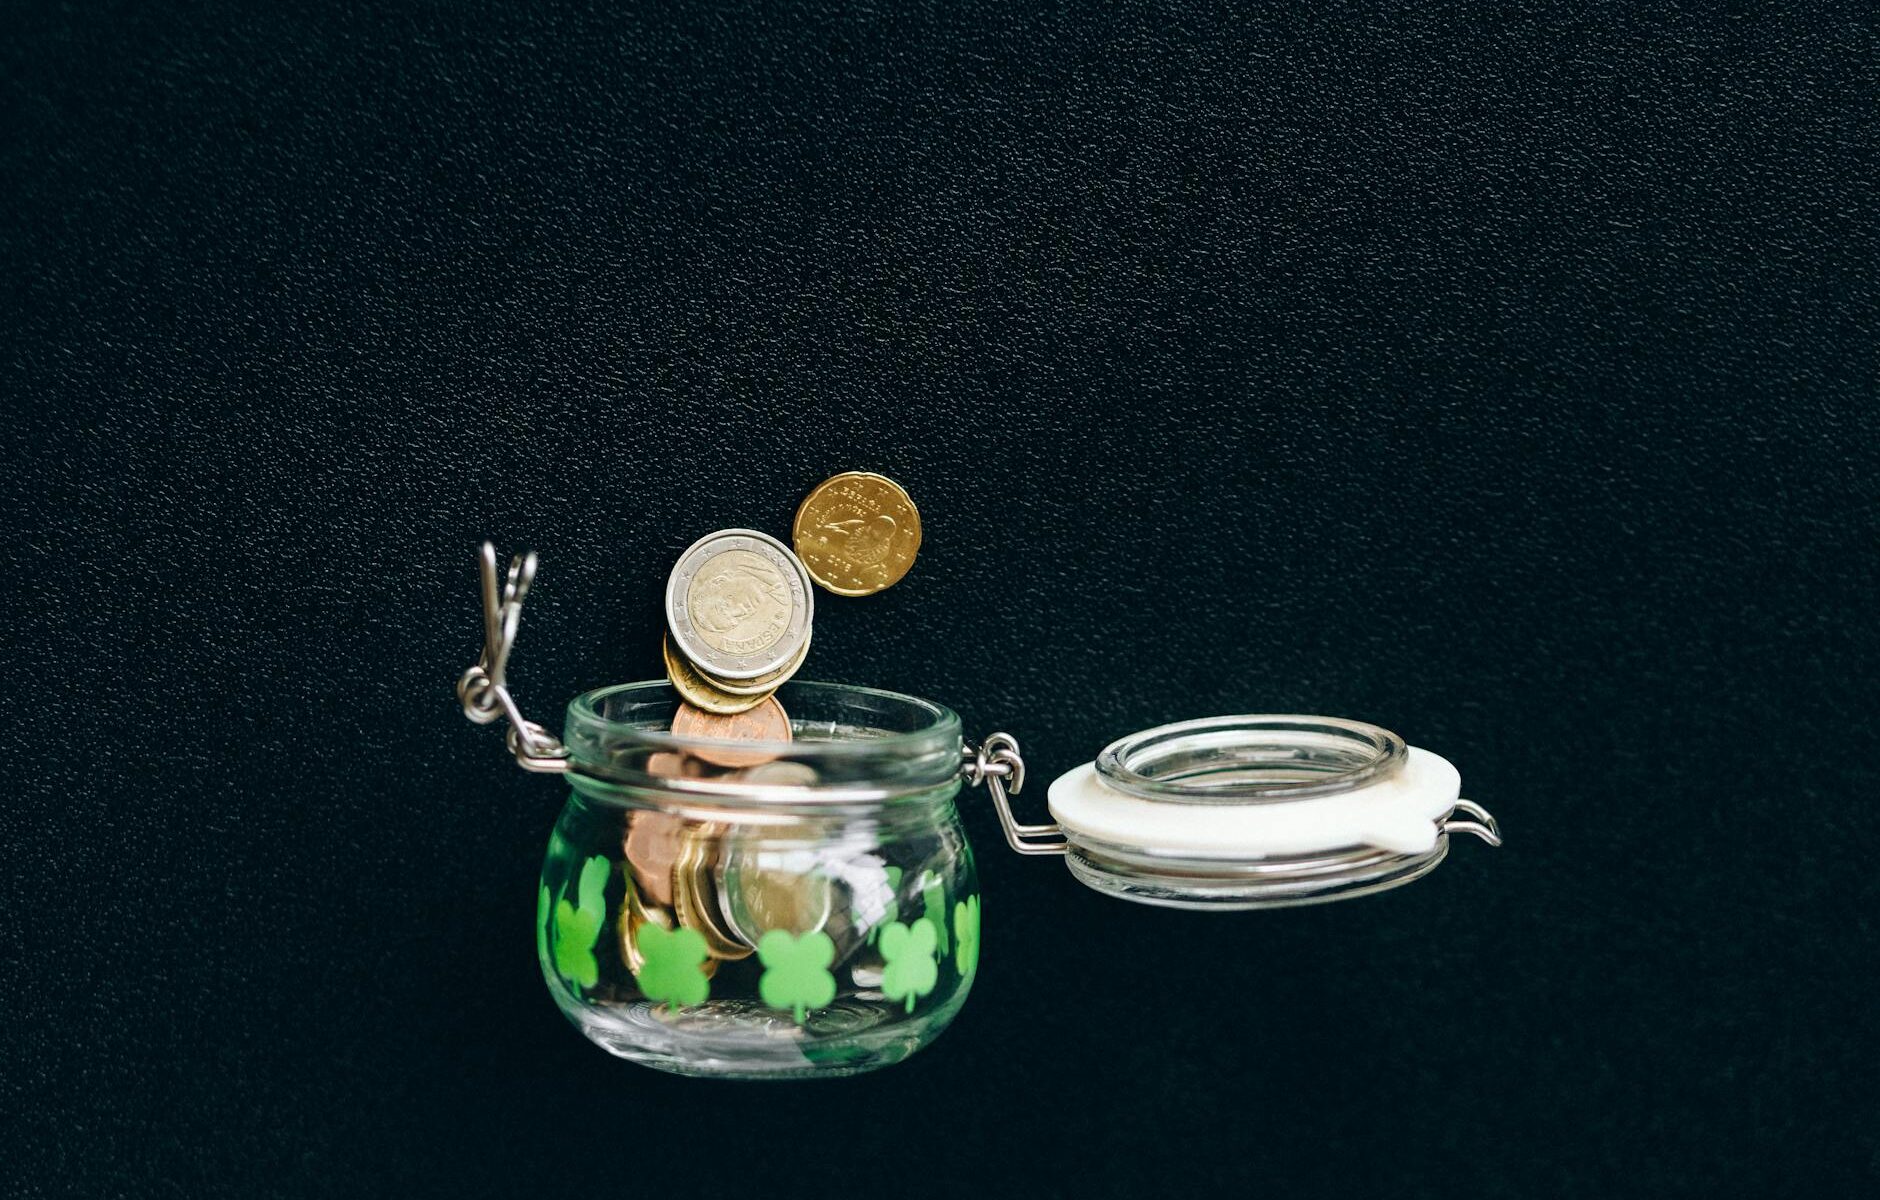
[1441,798,1503,846]
[962,733,1066,855]
[458,542,570,773]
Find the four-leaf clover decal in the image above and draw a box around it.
[953,895,980,978]
[757,930,837,1024]
[632,924,711,1011]
[551,856,610,990]
[878,921,939,1013]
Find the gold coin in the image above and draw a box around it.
[670,695,792,769]
[693,630,810,697]
[793,472,921,596]
[663,632,772,714]
[671,825,754,960]
[620,866,719,979]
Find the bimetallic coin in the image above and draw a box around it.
[670,696,792,769]
[671,825,753,960]
[663,633,772,715]
[665,529,813,680]
[717,842,835,945]
[692,632,810,697]
[793,472,921,596]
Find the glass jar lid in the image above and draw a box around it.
[1037,716,1500,910]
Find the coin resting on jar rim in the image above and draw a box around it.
[669,696,793,768]
[665,529,814,680]
[793,472,921,597]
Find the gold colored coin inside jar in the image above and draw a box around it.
[792,472,922,596]
[671,825,754,961]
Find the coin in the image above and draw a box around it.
[663,632,772,715]
[717,842,835,943]
[623,809,687,907]
[793,472,921,596]
[671,825,754,960]
[670,695,792,768]
[666,529,814,680]
[692,632,810,697]
[621,850,720,979]
[643,749,705,779]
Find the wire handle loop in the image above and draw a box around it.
[963,733,1066,856]
[458,542,570,773]
[1441,798,1502,846]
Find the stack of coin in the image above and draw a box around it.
[633,488,921,980]
[662,528,814,726]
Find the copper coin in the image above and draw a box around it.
[623,809,687,907]
[669,696,792,768]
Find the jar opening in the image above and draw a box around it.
[1094,715,1407,804]
[563,680,964,807]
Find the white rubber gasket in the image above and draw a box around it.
[1047,746,1461,859]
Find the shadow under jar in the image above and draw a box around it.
[538,681,979,1079]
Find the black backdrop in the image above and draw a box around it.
[5,2,1876,1196]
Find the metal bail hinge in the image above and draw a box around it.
[1440,798,1503,846]
[962,733,1067,856]
[458,542,571,774]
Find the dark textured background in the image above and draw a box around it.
[4,1,1876,1195]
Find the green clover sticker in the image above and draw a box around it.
[954,895,980,978]
[757,930,838,1024]
[632,923,711,1012]
[878,920,938,1013]
[551,855,610,990]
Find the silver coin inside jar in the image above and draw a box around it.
[665,528,814,680]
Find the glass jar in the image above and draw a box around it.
[460,543,1500,1081]
[535,680,979,1079]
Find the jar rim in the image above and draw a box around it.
[561,680,965,807]
[1094,714,1407,804]
[566,679,960,756]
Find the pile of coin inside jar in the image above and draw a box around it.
[619,471,925,994]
